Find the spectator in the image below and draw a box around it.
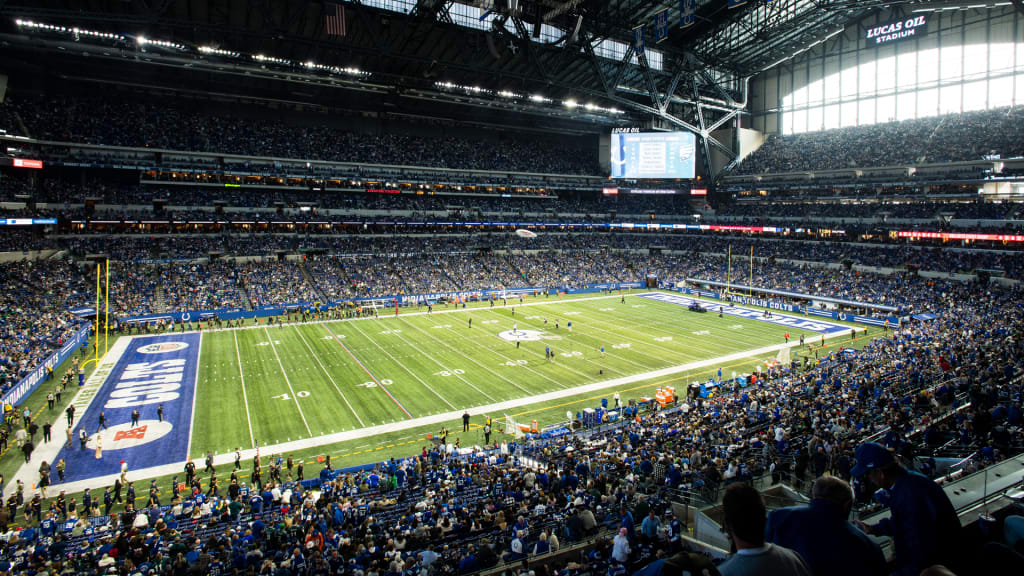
[851,442,961,576]
[766,476,887,576]
[717,483,810,576]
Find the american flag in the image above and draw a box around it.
[325,2,346,37]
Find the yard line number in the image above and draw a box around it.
[273,390,310,400]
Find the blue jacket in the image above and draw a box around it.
[871,469,960,576]
[766,499,887,576]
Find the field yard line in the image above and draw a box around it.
[293,325,366,428]
[263,327,313,436]
[510,311,674,368]
[46,332,854,495]
[399,319,535,396]
[567,305,762,361]
[232,331,256,449]
[477,309,629,378]
[439,325,570,391]
[171,292,639,337]
[574,302,731,358]
[320,322,414,419]
[186,332,204,455]
[346,320,457,412]
[385,320,499,404]
[593,302,777,352]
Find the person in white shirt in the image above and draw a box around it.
[133,511,149,529]
[612,527,630,563]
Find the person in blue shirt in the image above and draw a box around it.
[618,504,635,540]
[851,442,961,576]
[39,512,56,537]
[640,510,662,544]
[766,475,886,576]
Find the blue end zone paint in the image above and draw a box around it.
[56,333,201,483]
[639,292,849,334]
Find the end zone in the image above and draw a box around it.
[638,292,851,334]
[52,333,201,484]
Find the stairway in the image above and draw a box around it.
[153,285,168,313]
[237,284,255,311]
[299,259,329,302]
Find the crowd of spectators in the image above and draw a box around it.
[0,261,91,397]
[714,200,1021,221]
[736,106,1024,175]
[1,262,1021,575]
[0,94,601,175]
[238,261,320,307]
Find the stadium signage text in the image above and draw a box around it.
[611,127,641,133]
[105,358,186,408]
[897,230,1024,242]
[12,158,43,169]
[1,324,90,407]
[865,16,926,45]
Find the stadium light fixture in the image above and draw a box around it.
[198,46,240,57]
[564,99,577,108]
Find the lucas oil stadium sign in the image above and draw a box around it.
[866,15,926,45]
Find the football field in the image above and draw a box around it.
[187,292,844,457]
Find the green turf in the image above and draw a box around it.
[189,292,812,458]
[1,291,886,528]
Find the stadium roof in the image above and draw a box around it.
[0,1,984,137]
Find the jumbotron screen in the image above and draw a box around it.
[610,131,696,179]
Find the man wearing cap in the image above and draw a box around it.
[766,476,886,576]
[850,442,960,576]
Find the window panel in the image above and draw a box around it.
[823,105,840,130]
[989,76,1014,108]
[778,40,1024,134]
[963,44,988,81]
[917,88,939,118]
[792,85,809,108]
[840,101,858,128]
[808,106,824,132]
[877,56,897,94]
[859,60,877,96]
[897,50,917,89]
[940,44,963,81]
[896,91,916,120]
[939,84,962,114]
[792,109,808,134]
[841,66,858,99]
[858,98,875,126]
[876,95,896,123]
[808,79,824,107]
[989,43,1016,77]
[917,48,939,87]
[823,73,841,105]
[962,80,988,111]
